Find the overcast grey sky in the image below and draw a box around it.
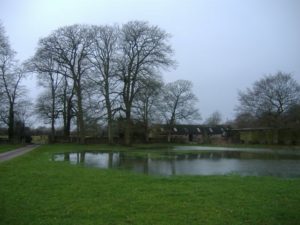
[1,0,300,121]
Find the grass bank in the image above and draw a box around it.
[0,144,300,225]
[0,144,25,154]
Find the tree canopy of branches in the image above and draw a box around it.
[34,24,93,143]
[27,51,64,140]
[236,72,300,127]
[28,21,176,144]
[118,21,175,145]
[87,25,119,144]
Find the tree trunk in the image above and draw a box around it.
[63,88,68,137]
[107,119,113,144]
[65,111,71,137]
[50,118,55,143]
[75,81,85,144]
[124,110,131,146]
[8,103,14,143]
[144,123,149,143]
[106,99,114,144]
[167,114,176,143]
[50,95,55,143]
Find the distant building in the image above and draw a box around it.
[31,135,49,144]
[149,124,230,144]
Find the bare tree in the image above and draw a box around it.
[118,21,175,145]
[161,80,200,142]
[237,72,300,127]
[0,23,26,143]
[205,111,222,126]
[88,25,119,144]
[35,24,93,143]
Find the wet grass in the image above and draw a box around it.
[0,144,300,225]
[0,144,25,153]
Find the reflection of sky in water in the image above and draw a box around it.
[53,154,64,161]
[85,153,109,168]
[53,152,300,177]
[174,146,300,155]
[147,159,300,177]
[69,153,78,165]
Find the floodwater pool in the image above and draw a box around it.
[53,146,300,177]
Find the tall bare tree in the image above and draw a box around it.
[35,24,93,143]
[0,23,26,143]
[161,80,200,142]
[27,50,63,140]
[88,25,119,144]
[237,72,300,127]
[118,21,175,145]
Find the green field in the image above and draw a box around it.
[0,144,300,225]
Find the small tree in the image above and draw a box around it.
[161,79,200,142]
[205,111,222,126]
[133,76,164,142]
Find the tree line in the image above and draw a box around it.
[0,21,200,144]
[1,21,300,144]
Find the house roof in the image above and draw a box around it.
[154,124,230,135]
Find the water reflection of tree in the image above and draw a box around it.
[80,152,85,163]
[108,152,113,168]
[64,152,70,161]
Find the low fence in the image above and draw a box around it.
[31,136,121,144]
[31,128,300,145]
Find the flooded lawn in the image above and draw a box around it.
[53,146,300,177]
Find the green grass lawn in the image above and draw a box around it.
[0,144,300,225]
[0,144,25,154]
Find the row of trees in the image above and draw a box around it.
[0,21,200,144]
[1,20,299,144]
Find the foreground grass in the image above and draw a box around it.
[0,144,300,225]
[0,144,25,154]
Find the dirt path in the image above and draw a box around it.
[0,145,40,162]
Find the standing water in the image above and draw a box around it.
[53,146,300,177]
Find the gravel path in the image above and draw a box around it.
[0,145,40,162]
